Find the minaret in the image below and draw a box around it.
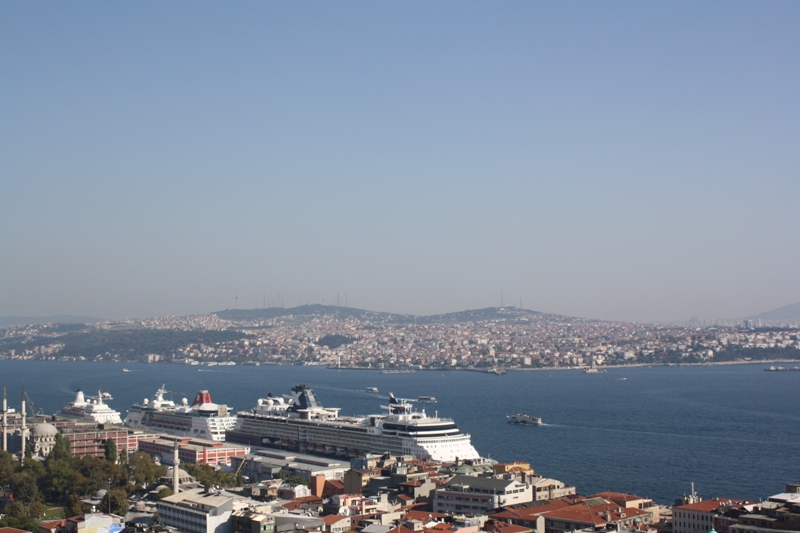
[20,384,26,455]
[2,383,7,452]
[172,439,180,494]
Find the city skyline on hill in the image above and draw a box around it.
[2,300,799,329]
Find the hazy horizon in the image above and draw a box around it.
[2,299,797,328]
[2,2,798,324]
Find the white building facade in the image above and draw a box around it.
[433,475,533,514]
[158,487,234,533]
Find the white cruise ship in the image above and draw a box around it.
[60,390,124,425]
[228,385,480,462]
[123,385,237,442]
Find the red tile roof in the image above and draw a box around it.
[38,520,68,529]
[543,500,650,527]
[322,515,351,526]
[675,499,748,513]
[425,524,456,533]
[484,520,533,533]
[402,511,448,522]
[590,492,649,506]
[493,499,573,520]
[386,526,419,533]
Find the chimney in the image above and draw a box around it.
[310,474,326,498]
[173,440,180,494]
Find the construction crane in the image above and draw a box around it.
[24,391,43,417]
[235,457,247,476]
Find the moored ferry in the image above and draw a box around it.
[123,385,237,442]
[227,384,480,462]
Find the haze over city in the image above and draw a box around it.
[2,2,798,324]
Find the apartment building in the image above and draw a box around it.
[157,487,234,533]
[673,498,748,533]
[433,475,533,514]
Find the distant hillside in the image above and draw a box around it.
[0,327,253,360]
[415,306,594,324]
[746,302,800,322]
[0,315,104,328]
[213,304,412,323]
[215,305,588,325]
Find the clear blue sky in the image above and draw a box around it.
[2,1,798,323]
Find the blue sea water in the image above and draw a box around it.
[1,361,798,504]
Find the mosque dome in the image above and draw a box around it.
[159,467,195,485]
[32,423,58,437]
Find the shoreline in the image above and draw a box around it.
[322,358,800,372]
[1,358,798,372]
[511,358,800,371]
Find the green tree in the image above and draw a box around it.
[128,452,165,487]
[27,501,45,518]
[274,472,308,486]
[10,472,40,505]
[0,450,16,488]
[4,501,24,517]
[22,456,46,480]
[104,438,118,463]
[45,460,73,501]
[65,493,85,518]
[183,463,237,488]
[68,470,89,500]
[75,455,114,494]
[100,488,129,515]
[156,487,173,500]
[49,434,72,461]
[0,514,38,532]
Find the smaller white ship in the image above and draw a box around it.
[60,390,124,425]
[507,410,542,426]
[366,387,379,393]
[124,385,236,441]
[417,395,437,403]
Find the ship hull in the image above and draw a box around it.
[230,412,480,462]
